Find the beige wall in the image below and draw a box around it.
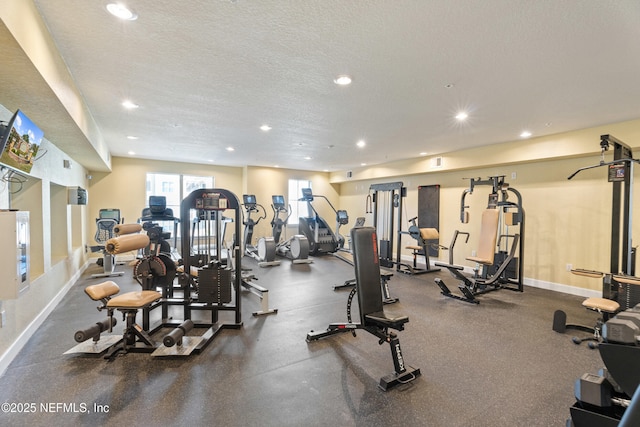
[243,166,339,244]
[336,120,640,295]
[0,105,90,375]
[87,157,244,248]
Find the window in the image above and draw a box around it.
[288,179,311,225]
[145,173,214,235]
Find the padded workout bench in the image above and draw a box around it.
[66,279,162,357]
[307,226,421,391]
[404,227,441,275]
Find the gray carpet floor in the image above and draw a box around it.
[0,255,604,426]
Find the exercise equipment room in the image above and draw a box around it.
[1,2,639,426]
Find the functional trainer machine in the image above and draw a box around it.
[298,188,348,255]
[368,181,439,275]
[434,176,525,304]
[554,135,640,345]
[307,226,421,391]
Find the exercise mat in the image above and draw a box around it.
[106,233,150,254]
[114,223,143,235]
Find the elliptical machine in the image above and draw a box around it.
[271,195,312,264]
[298,188,348,255]
[242,195,280,267]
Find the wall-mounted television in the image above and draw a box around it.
[0,109,43,175]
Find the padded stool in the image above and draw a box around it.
[107,290,161,352]
[571,297,621,347]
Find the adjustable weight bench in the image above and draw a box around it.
[307,226,421,391]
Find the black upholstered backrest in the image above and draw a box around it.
[351,226,384,322]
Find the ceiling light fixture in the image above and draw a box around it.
[127,135,138,140]
[304,156,312,160]
[128,151,135,155]
[520,131,532,138]
[122,100,139,109]
[360,163,367,166]
[356,140,366,148]
[455,112,468,121]
[419,152,427,156]
[260,125,272,131]
[106,3,138,21]
[334,75,352,85]
[226,147,235,152]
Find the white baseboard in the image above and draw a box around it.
[405,255,602,299]
[0,260,90,378]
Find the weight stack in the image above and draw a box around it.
[198,266,232,304]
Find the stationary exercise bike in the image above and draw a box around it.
[271,195,312,264]
[242,194,280,267]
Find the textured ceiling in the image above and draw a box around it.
[17,1,640,171]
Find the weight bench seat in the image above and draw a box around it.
[107,291,161,309]
[582,297,620,314]
[406,228,439,252]
[85,281,120,301]
[365,312,409,330]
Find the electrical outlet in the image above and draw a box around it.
[566,263,572,271]
[511,171,517,179]
[471,250,477,257]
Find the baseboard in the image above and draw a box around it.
[523,277,601,298]
[0,260,90,377]
[407,255,602,299]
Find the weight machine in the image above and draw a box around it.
[367,182,413,272]
[434,176,525,304]
[554,135,640,344]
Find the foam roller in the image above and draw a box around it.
[74,318,116,343]
[105,233,150,254]
[163,320,195,347]
[114,223,142,235]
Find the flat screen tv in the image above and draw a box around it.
[0,109,43,175]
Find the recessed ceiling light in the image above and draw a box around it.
[274,165,280,168]
[127,151,135,155]
[356,140,366,148]
[419,152,427,156]
[334,75,352,85]
[455,112,468,121]
[106,3,138,21]
[520,131,532,138]
[122,100,139,109]
[360,163,367,166]
[304,156,312,160]
[260,124,272,131]
[226,147,235,152]
[127,135,138,140]
[208,159,214,163]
